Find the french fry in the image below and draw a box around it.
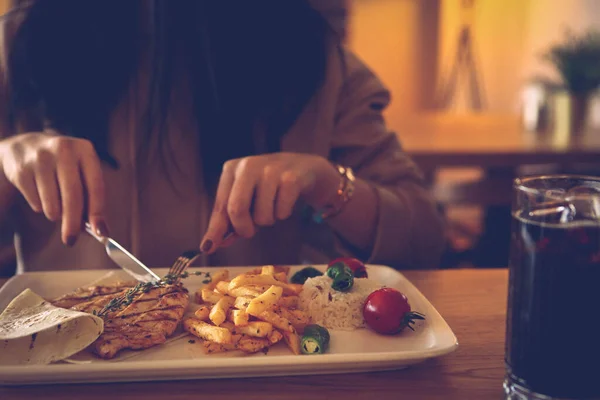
[282,329,301,355]
[183,318,232,344]
[214,281,267,298]
[228,309,249,326]
[204,269,230,290]
[246,285,283,316]
[194,305,211,321]
[249,266,289,277]
[286,283,303,295]
[274,265,291,275]
[228,274,278,290]
[209,296,235,326]
[278,296,299,309]
[202,341,236,354]
[232,321,273,338]
[274,271,288,282]
[190,268,305,357]
[202,333,242,354]
[220,321,236,331]
[268,329,284,344]
[257,310,295,332]
[200,288,224,304]
[235,335,272,353]
[275,306,309,333]
[215,281,231,295]
[233,296,252,310]
[229,286,263,298]
[228,274,297,296]
[247,267,263,275]
[261,265,275,276]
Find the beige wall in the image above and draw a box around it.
[521,0,600,84]
[348,0,600,120]
[348,0,420,117]
[0,0,9,14]
[436,0,529,114]
[347,0,437,131]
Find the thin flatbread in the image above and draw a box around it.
[0,289,104,365]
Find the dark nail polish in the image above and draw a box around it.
[201,239,213,253]
[95,220,110,237]
[66,235,77,247]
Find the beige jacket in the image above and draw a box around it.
[0,10,445,273]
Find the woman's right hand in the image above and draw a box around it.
[0,132,108,246]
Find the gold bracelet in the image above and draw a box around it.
[312,164,355,223]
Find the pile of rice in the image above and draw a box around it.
[298,275,383,330]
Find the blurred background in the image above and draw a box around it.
[2,0,600,274]
[316,0,600,269]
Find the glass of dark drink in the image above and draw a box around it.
[504,175,600,399]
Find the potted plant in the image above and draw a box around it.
[542,29,600,133]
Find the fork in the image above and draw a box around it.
[168,250,202,281]
[168,226,235,281]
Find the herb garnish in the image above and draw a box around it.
[94,271,211,317]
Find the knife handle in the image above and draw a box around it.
[84,222,106,243]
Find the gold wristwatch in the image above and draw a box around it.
[313,164,356,223]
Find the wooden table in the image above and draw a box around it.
[0,269,509,400]
[393,113,600,171]
[394,114,600,267]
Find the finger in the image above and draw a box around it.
[56,155,84,246]
[219,232,239,248]
[253,166,279,226]
[33,164,61,221]
[227,162,258,239]
[12,170,43,214]
[79,145,109,236]
[275,171,302,220]
[201,161,237,253]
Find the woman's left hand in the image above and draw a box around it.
[200,153,340,253]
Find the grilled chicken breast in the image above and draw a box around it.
[52,282,137,309]
[51,282,189,359]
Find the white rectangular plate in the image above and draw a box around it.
[0,265,457,385]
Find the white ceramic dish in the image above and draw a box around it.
[0,265,458,385]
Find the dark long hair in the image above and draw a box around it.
[6,0,332,190]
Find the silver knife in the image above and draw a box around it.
[84,222,160,283]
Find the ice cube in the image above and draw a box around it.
[568,183,600,196]
[544,189,567,200]
[565,193,600,221]
[528,201,575,224]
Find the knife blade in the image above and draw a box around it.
[84,222,161,283]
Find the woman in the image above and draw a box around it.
[0,0,445,273]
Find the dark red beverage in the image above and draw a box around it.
[505,210,600,398]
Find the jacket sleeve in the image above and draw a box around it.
[329,50,446,269]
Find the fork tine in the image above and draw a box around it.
[174,260,186,276]
[168,258,183,276]
[170,258,185,276]
[168,250,201,282]
[178,252,200,275]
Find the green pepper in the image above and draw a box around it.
[332,272,354,292]
[301,324,330,355]
[290,267,323,284]
[326,262,351,279]
[326,262,353,291]
[304,324,330,344]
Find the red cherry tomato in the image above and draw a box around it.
[327,257,368,278]
[362,288,425,335]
